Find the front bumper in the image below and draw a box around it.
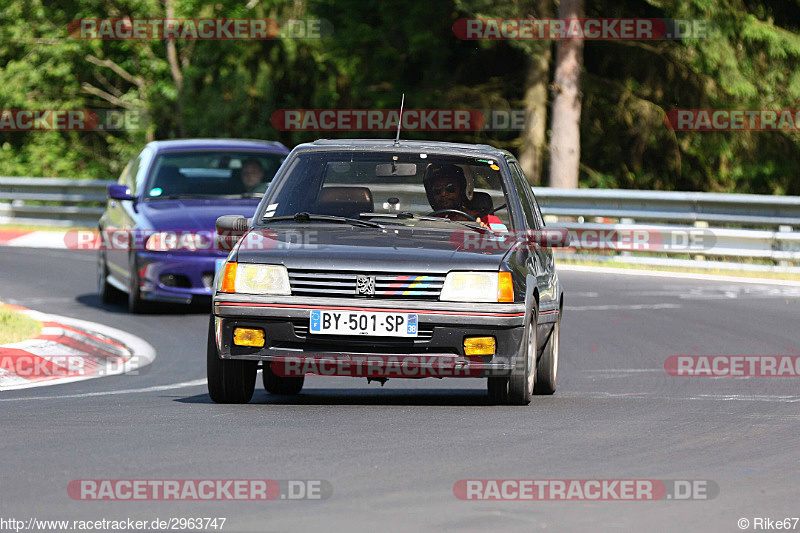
[137,251,227,304]
[212,295,526,377]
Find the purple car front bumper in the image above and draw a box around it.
[136,251,228,304]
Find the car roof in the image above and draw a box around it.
[293,139,513,159]
[146,138,289,153]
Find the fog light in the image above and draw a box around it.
[233,328,265,347]
[464,337,495,356]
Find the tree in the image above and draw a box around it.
[548,0,584,188]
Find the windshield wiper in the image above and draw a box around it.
[262,212,384,228]
[154,193,221,200]
[360,212,491,233]
[360,211,417,219]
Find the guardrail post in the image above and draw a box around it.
[693,220,709,262]
[620,218,634,258]
[778,225,793,267]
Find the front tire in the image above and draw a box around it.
[97,249,122,304]
[487,376,509,405]
[127,254,150,314]
[262,363,304,395]
[207,317,257,404]
[508,318,537,405]
[488,305,538,406]
[534,316,559,395]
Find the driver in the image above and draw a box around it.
[423,163,503,229]
[241,158,268,194]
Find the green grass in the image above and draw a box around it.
[0,308,42,345]
[556,258,800,282]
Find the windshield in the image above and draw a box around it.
[257,151,513,228]
[144,151,286,200]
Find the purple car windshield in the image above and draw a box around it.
[145,151,286,199]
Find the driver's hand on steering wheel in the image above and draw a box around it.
[475,217,490,230]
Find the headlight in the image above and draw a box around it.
[217,262,290,295]
[145,231,210,251]
[439,271,514,303]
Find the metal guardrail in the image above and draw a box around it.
[1,177,799,271]
[531,188,800,227]
[528,188,800,271]
[0,178,110,227]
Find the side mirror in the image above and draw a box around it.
[108,184,136,201]
[215,215,251,251]
[216,215,250,233]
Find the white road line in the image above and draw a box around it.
[689,394,800,403]
[0,378,207,402]
[587,369,663,372]
[558,264,800,287]
[563,392,800,403]
[565,303,681,311]
[6,297,77,305]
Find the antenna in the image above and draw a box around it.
[394,93,405,145]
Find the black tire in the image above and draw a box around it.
[262,363,304,395]
[534,316,559,395]
[97,249,122,304]
[487,304,538,406]
[207,317,258,404]
[487,376,509,405]
[127,254,150,314]
[508,317,537,405]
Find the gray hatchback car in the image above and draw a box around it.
[208,139,565,405]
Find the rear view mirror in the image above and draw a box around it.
[375,163,417,177]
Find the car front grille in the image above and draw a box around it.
[288,269,445,300]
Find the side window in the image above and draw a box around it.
[134,148,154,195]
[530,191,546,228]
[514,163,546,227]
[118,158,139,193]
[126,157,140,193]
[508,161,539,229]
[117,161,132,187]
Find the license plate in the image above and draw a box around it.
[309,310,418,337]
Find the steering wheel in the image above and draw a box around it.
[426,209,477,221]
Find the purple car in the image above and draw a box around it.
[97,139,289,312]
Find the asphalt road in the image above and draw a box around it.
[1,247,799,532]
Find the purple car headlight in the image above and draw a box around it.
[145,231,213,252]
